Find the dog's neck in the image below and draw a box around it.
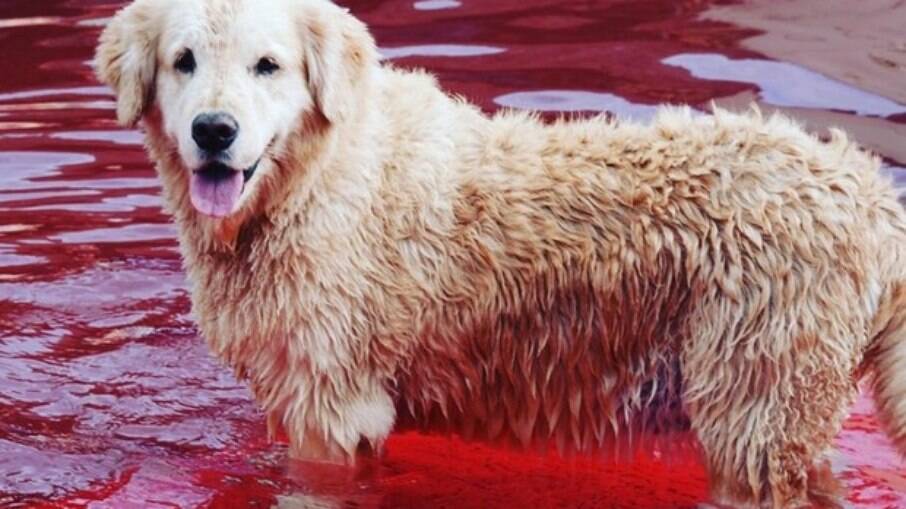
[268,106,384,242]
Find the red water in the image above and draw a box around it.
[0,1,904,508]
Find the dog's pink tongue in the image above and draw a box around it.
[189,170,244,218]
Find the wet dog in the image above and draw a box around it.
[96,0,906,506]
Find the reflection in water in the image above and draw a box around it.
[0,248,45,268]
[380,44,505,59]
[663,53,906,117]
[0,86,111,102]
[76,17,112,27]
[0,439,123,498]
[0,17,63,29]
[495,90,661,121]
[52,130,144,145]
[413,0,461,10]
[883,164,906,187]
[0,151,95,188]
[50,223,177,244]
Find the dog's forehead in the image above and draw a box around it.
[160,0,299,57]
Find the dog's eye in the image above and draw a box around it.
[255,57,280,76]
[175,50,196,74]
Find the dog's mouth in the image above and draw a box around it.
[189,159,260,218]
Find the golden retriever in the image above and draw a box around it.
[95,0,906,506]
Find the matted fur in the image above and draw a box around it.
[95,1,906,507]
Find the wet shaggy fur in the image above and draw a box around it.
[96,0,906,507]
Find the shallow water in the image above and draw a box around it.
[0,1,904,508]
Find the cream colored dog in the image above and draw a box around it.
[95,0,906,506]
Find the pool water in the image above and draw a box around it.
[0,1,904,507]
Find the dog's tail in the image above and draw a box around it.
[869,275,906,454]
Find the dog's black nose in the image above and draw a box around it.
[192,112,239,153]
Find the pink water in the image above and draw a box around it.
[0,1,904,507]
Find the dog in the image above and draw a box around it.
[95,0,906,506]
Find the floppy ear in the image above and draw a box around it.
[301,3,378,124]
[94,0,159,127]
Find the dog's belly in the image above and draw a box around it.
[392,268,693,453]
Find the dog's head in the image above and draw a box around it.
[95,0,377,219]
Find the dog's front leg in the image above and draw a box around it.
[281,422,388,508]
[269,372,396,466]
[270,376,394,501]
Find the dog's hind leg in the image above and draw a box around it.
[681,297,860,508]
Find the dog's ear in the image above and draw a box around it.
[94,0,159,127]
[300,3,378,124]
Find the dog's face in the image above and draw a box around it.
[95,0,376,219]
